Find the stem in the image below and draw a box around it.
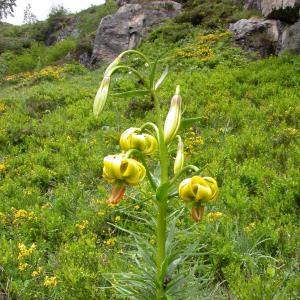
[169,165,200,186]
[152,91,169,299]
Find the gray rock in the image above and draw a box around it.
[244,0,262,11]
[261,0,300,23]
[279,18,300,53]
[91,1,181,66]
[45,16,80,46]
[229,18,284,57]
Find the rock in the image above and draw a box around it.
[229,18,283,57]
[261,0,300,23]
[45,16,80,46]
[279,18,300,53]
[91,1,182,66]
[244,0,262,10]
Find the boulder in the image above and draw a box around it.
[91,1,182,66]
[279,18,300,53]
[229,18,283,57]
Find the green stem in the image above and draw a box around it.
[151,91,169,299]
[169,165,200,186]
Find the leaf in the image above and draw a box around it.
[155,66,169,90]
[110,89,149,98]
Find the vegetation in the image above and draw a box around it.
[0,1,299,299]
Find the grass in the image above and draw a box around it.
[0,3,299,299]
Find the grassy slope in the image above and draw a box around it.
[0,4,300,300]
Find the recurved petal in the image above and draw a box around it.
[203,177,219,202]
[179,178,195,202]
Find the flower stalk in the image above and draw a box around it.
[93,50,219,299]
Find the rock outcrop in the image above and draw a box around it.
[45,16,80,46]
[229,18,282,57]
[91,1,181,66]
[261,0,300,22]
[230,0,300,56]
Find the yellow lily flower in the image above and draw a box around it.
[120,127,157,155]
[174,135,184,174]
[164,86,182,144]
[103,154,146,185]
[178,176,218,203]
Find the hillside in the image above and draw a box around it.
[0,1,300,299]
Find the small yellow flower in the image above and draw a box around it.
[31,268,42,277]
[17,243,36,260]
[104,238,117,246]
[18,262,28,272]
[115,216,121,222]
[244,222,256,233]
[44,276,57,287]
[286,127,297,136]
[134,205,140,210]
[0,212,8,224]
[207,212,224,221]
[75,220,89,230]
[0,164,6,172]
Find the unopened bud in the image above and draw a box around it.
[93,76,111,116]
[174,135,184,174]
[164,86,182,144]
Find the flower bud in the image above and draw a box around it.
[93,76,110,116]
[103,154,146,185]
[178,176,218,203]
[164,86,182,144]
[174,135,184,174]
[120,128,157,155]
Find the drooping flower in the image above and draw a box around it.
[164,86,182,144]
[178,176,218,203]
[120,127,157,155]
[103,154,146,185]
[174,135,184,174]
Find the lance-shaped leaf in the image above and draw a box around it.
[155,66,168,90]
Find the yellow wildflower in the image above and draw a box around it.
[18,262,28,272]
[115,216,121,222]
[244,222,256,233]
[44,276,57,287]
[0,164,6,172]
[104,238,117,246]
[75,220,89,230]
[17,243,36,260]
[207,212,224,221]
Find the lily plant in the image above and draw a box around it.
[93,50,218,299]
